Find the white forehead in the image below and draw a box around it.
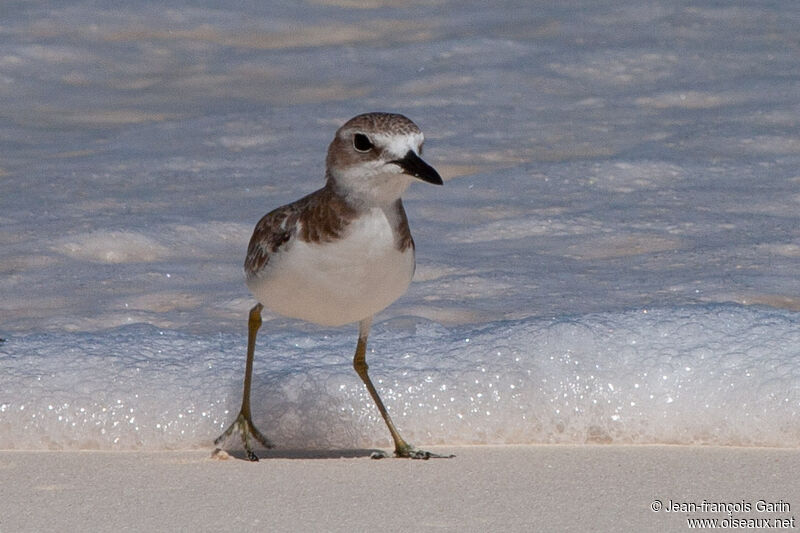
[370,131,425,158]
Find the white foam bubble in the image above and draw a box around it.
[54,231,170,263]
[1,305,797,450]
[635,91,737,109]
[548,51,679,86]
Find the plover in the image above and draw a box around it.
[215,112,451,460]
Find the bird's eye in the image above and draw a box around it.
[353,133,373,152]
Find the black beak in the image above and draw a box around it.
[392,151,443,185]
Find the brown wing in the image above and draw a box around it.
[244,202,299,277]
[243,185,359,278]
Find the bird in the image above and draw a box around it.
[214,112,452,460]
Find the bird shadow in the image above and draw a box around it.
[214,447,385,461]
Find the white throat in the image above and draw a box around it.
[331,166,414,207]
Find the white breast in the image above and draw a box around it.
[247,207,415,326]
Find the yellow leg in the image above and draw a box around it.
[214,303,274,461]
[353,318,453,460]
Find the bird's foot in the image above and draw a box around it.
[370,444,455,460]
[213,410,273,461]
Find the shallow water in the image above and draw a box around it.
[1,1,799,449]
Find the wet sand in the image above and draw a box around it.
[1,445,798,532]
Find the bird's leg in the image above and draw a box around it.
[353,318,453,460]
[214,303,274,461]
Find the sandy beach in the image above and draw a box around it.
[1,445,798,532]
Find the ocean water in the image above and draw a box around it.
[1,1,799,451]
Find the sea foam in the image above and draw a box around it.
[1,304,797,451]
